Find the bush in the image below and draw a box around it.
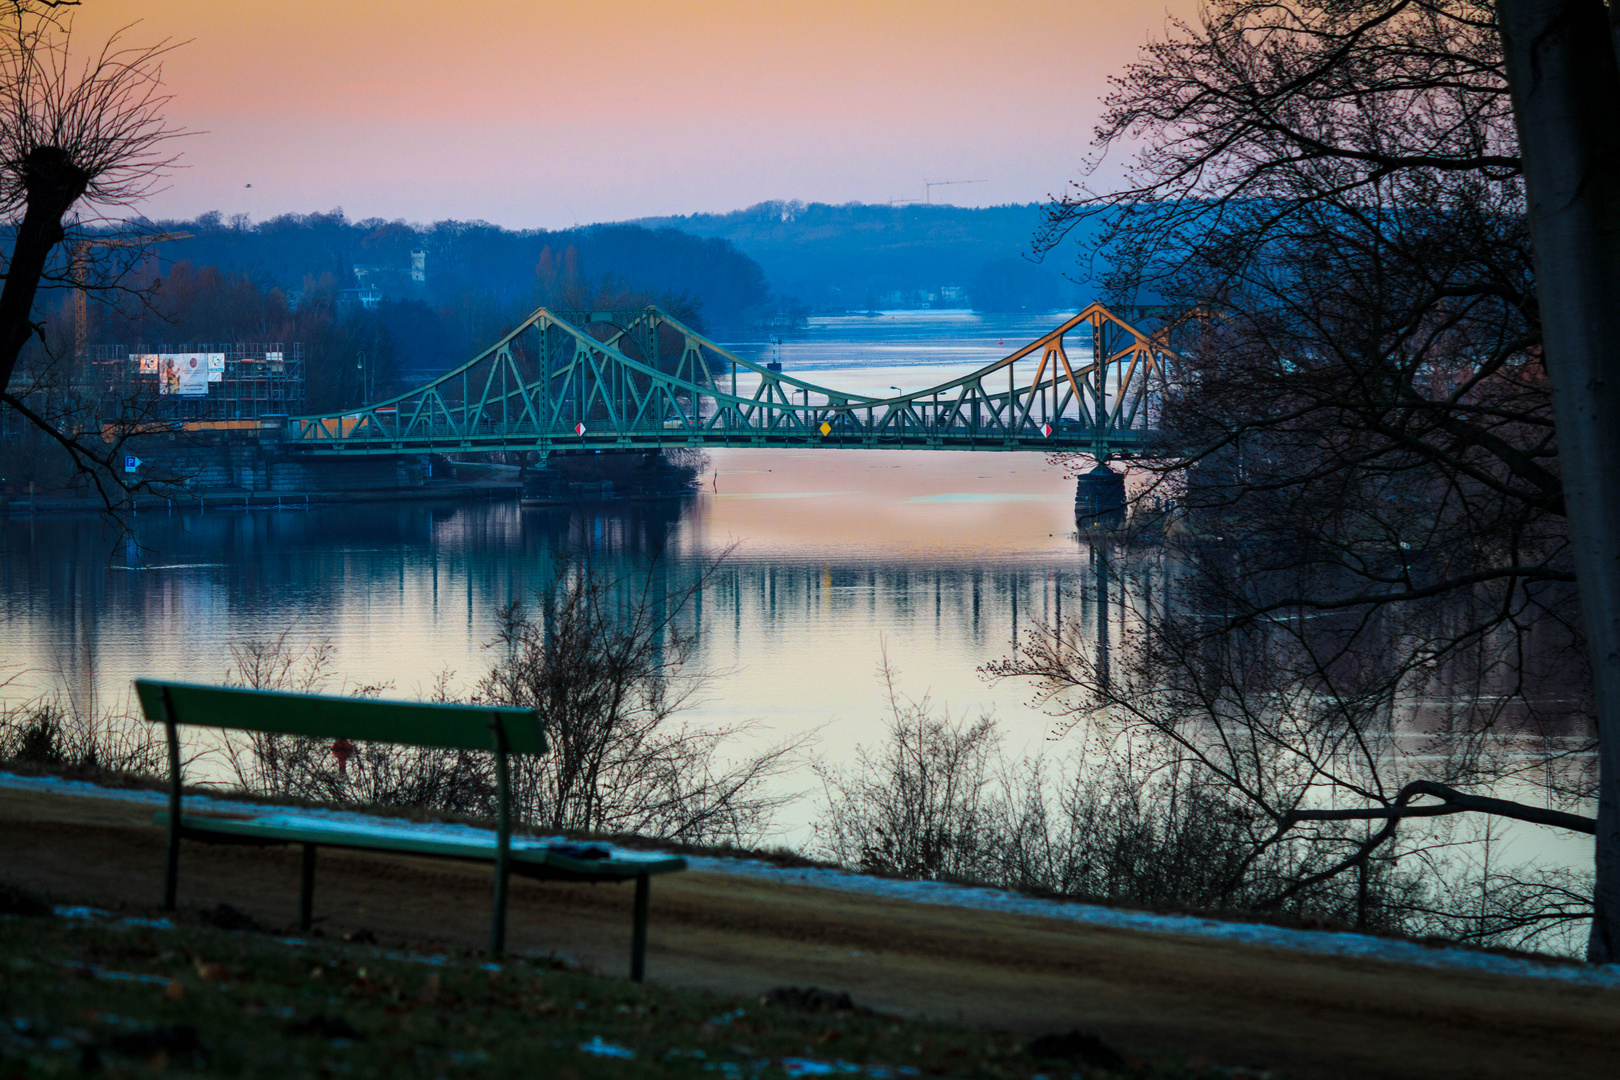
[0,694,164,777]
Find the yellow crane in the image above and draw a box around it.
[74,231,192,364]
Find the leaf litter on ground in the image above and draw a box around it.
[0,881,1278,1078]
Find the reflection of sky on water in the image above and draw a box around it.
[0,448,1086,843]
[2,313,1103,844]
[720,309,1089,403]
[5,465,1594,871]
[0,311,1597,875]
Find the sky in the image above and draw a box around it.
[80,1,1187,230]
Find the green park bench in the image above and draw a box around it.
[133,680,686,980]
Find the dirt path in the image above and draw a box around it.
[4,787,1618,1079]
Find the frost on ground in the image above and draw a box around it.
[7,769,1618,991]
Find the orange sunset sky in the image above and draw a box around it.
[83,1,1189,228]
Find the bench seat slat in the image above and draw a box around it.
[157,811,687,879]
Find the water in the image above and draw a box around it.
[0,309,1598,905]
[724,309,1070,397]
[0,311,1094,840]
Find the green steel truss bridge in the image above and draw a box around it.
[287,303,1174,457]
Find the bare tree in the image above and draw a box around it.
[0,1,181,507]
[1028,0,1613,954]
[204,549,796,846]
[813,661,1455,938]
[990,540,1595,936]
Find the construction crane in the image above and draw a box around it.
[74,231,192,364]
[923,178,986,205]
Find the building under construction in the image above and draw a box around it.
[92,343,306,423]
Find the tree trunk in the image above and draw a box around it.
[0,146,90,392]
[1498,0,1620,963]
[1612,1,1620,72]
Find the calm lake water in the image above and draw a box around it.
[2,311,1096,837]
[0,310,1597,878]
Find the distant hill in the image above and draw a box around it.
[133,212,772,330]
[71,212,775,380]
[634,201,1096,312]
[66,201,1107,381]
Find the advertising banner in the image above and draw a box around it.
[207,353,225,383]
[134,354,159,374]
[159,354,210,396]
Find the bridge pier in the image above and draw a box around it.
[520,448,701,506]
[1075,461,1126,528]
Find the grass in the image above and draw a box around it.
[0,896,1279,1080]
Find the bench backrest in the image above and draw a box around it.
[133,680,546,756]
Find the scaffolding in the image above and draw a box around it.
[92,343,306,421]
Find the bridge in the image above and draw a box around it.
[287,302,1174,458]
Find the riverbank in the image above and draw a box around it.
[0,456,703,515]
[5,778,1618,1079]
[0,482,521,516]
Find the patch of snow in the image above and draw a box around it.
[380,951,450,967]
[48,905,174,931]
[88,969,172,987]
[9,769,1619,991]
[578,1036,636,1059]
[679,851,1620,990]
[781,1059,868,1076]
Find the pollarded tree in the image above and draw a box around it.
[0,1,180,504]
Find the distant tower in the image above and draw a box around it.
[411,250,426,283]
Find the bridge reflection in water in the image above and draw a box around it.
[1,497,1153,760]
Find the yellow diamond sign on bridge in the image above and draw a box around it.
[819,421,832,437]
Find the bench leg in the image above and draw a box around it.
[162,713,182,912]
[299,844,317,931]
[490,743,511,959]
[630,872,650,983]
[162,820,180,911]
[490,860,510,958]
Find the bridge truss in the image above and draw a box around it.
[287,303,1174,457]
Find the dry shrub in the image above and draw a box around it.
[213,553,798,846]
[0,692,162,777]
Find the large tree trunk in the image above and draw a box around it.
[0,146,89,392]
[1498,0,1620,962]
